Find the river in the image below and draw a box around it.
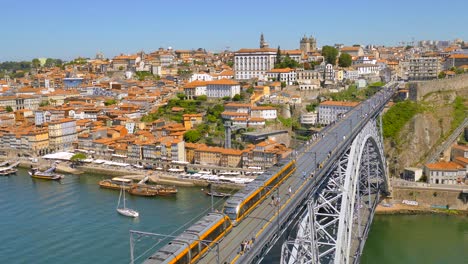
[362,214,468,264]
[0,169,218,264]
[1,169,466,264]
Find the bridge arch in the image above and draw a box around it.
[281,119,389,264]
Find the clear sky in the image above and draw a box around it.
[1,0,467,61]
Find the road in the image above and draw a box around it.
[197,82,398,264]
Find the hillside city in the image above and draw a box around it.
[0,34,467,185]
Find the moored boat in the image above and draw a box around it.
[99,177,133,190]
[128,184,178,197]
[29,167,64,181]
[116,185,139,218]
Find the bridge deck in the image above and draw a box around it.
[198,140,320,263]
[181,84,396,264]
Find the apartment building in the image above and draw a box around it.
[318,101,359,125]
[48,118,77,151]
[424,161,465,185]
[408,57,440,81]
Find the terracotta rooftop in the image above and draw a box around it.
[319,101,360,107]
[425,161,463,170]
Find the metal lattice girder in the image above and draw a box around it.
[281,119,389,264]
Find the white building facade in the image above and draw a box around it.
[206,80,241,98]
[317,101,359,125]
[234,48,277,80]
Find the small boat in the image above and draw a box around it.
[0,168,17,176]
[128,184,178,197]
[116,185,139,218]
[29,166,63,180]
[99,177,133,190]
[201,188,231,198]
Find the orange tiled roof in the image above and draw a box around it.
[319,101,360,107]
[267,68,294,73]
[425,161,463,170]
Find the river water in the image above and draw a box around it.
[1,169,466,264]
[0,169,217,264]
[362,214,468,264]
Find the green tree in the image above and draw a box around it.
[45,58,55,68]
[176,93,186,100]
[222,96,231,101]
[70,153,87,162]
[5,106,13,112]
[322,46,339,65]
[226,61,234,67]
[104,99,117,106]
[232,94,242,101]
[184,130,202,143]
[276,46,282,65]
[338,53,352,67]
[438,72,446,79]
[39,101,49,107]
[196,95,207,101]
[32,58,41,68]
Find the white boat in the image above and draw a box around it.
[116,185,139,218]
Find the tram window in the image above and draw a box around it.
[190,242,200,259]
[176,253,189,264]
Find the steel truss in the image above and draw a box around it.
[281,119,388,264]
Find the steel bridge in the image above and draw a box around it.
[138,82,398,264]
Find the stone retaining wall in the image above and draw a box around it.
[391,187,468,210]
[409,74,468,101]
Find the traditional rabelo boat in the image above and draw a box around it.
[98,177,133,190]
[128,184,178,197]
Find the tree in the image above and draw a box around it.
[32,58,41,68]
[176,93,186,100]
[232,94,242,101]
[281,82,286,88]
[338,53,352,67]
[321,46,339,65]
[196,95,207,101]
[276,46,282,65]
[438,72,446,79]
[222,96,231,101]
[45,58,55,68]
[104,99,117,106]
[5,106,13,112]
[183,130,202,143]
[70,153,86,162]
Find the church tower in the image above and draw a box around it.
[260,33,269,49]
[309,35,317,51]
[300,35,310,53]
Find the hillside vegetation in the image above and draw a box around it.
[384,89,468,176]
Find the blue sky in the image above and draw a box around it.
[1,0,467,61]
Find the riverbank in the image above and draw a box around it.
[376,203,468,216]
[13,158,245,190]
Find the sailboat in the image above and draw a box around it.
[116,184,139,218]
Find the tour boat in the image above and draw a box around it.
[128,184,178,197]
[29,166,64,180]
[116,185,139,218]
[99,177,133,190]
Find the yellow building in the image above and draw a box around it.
[183,114,203,130]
